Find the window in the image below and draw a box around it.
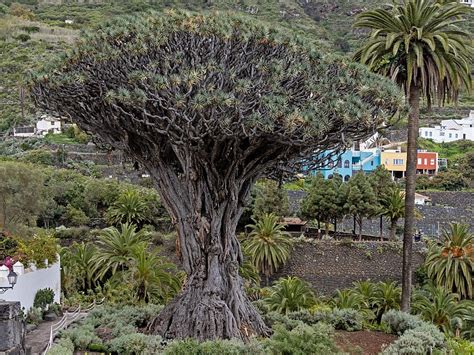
[425,131,428,137]
[337,160,342,168]
[393,159,404,165]
[344,175,350,182]
[455,134,458,138]
[344,160,350,168]
[430,159,435,165]
[424,158,427,165]
[429,132,432,137]
[449,133,452,138]
[440,132,445,136]
[417,158,422,164]
[371,161,374,166]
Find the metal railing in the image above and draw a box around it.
[42,298,104,354]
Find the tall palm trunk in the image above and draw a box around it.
[401,83,420,312]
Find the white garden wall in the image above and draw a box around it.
[0,261,61,311]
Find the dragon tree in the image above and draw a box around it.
[32,11,403,340]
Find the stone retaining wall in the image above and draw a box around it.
[271,239,426,295]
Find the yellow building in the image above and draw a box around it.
[381,150,407,178]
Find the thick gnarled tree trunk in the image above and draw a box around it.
[145,162,269,340]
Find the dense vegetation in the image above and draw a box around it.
[0,1,472,353]
[1,0,472,133]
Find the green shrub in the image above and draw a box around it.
[287,310,318,325]
[263,311,303,330]
[20,25,40,33]
[327,308,364,331]
[20,149,55,165]
[265,322,338,355]
[107,333,162,354]
[15,33,30,42]
[26,307,43,325]
[54,226,90,240]
[33,288,55,309]
[46,338,74,355]
[164,338,263,355]
[381,310,424,335]
[382,333,426,354]
[382,323,445,354]
[65,204,89,226]
[446,337,474,354]
[60,323,101,350]
[88,342,108,352]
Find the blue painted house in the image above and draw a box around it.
[311,148,381,181]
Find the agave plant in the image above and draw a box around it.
[413,284,473,335]
[425,223,474,299]
[264,276,316,314]
[242,213,293,284]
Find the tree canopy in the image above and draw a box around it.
[33,11,403,178]
[31,11,404,341]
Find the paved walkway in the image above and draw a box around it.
[25,313,88,354]
[25,319,58,355]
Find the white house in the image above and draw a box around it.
[36,115,62,136]
[419,110,474,143]
[0,260,61,311]
[415,193,431,205]
[13,115,62,138]
[459,0,474,8]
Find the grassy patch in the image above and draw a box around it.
[418,138,474,160]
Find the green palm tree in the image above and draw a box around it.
[106,189,149,226]
[373,281,401,322]
[413,284,472,335]
[425,223,474,299]
[381,188,405,241]
[124,246,181,303]
[331,289,367,311]
[242,213,293,285]
[264,276,316,314]
[352,280,378,308]
[354,0,473,312]
[71,242,98,291]
[94,223,148,279]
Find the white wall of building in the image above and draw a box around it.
[459,0,474,8]
[419,111,474,143]
[0,261,61,311]
[36,119,61,136]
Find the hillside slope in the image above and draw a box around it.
[0,0,472,133]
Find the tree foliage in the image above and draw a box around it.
[242,213,293,281]
[354,0,472,104]
[0,161,48,230]
[301,173,344,236]
[380,187,405,241]
[343,172,378,239]
[32,11,403,340]
[252,180,289,220]
[106,189,149,226]
[425,223,474,299]
[264,276,316,314]
[94,223,149,279]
